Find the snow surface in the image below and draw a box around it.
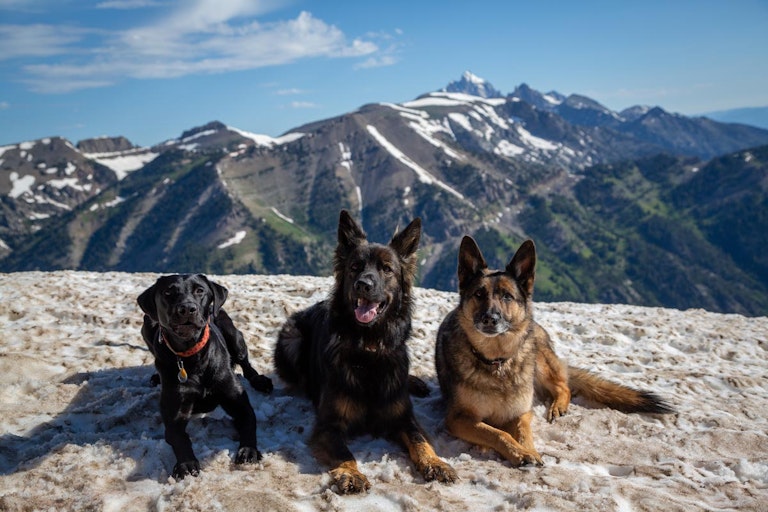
[0,271,766,511]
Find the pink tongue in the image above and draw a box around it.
[355,300,379,323]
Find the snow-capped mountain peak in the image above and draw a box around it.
[443,71,503,99]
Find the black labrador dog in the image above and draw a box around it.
[137,274,272,479]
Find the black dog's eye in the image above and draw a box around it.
[350,261,362,272]
[194,287,205,295]
[382,263,393,274]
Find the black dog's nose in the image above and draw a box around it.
[174,302,199,317]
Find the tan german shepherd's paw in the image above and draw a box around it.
[508,448,543,467]
[547,398,570,422]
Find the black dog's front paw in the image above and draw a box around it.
[235,446,262,465]
[172,459,200,479]
[249,374,273,394]
[149,373,161,387]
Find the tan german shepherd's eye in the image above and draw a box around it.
[501,292,514,302]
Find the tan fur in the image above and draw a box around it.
[435,237,673,466]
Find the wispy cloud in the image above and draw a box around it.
[0,101,9,110]
[3,0,384,93]
[289,101,318,109]
[0,24,95,59]
[96,0,164,9]
[276,88,307,96]
[354,41,401,69]
[355,55,398,69]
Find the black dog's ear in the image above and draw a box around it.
[137,282,159,321]
[199,274,228,317]
[389,217,421,260]
[458,236,487,291]
[507,239,536,296]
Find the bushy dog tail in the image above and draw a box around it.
[568,367,674,414]
[274,311,311,390]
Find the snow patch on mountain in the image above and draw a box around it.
[9,172,35,199]
[218,230,247,249]
[366,125,466,202]
[228,126,305,147]
[85,149,159,180]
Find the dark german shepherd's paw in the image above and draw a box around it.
[235,446,262,465]
[330,464,371,494]
[248,374,274,394]
[172,459,201,479]
[419,458,458,484]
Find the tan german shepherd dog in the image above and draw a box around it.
[435,236,673,466]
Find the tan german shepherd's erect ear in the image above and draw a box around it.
[457,236,487,292]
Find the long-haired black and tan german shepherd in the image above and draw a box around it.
[435,236,674,466]
[274,210,457,494]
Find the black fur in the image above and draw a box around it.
[137,274,272,479]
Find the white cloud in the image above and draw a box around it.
[0,24,94,60]
[289,101,318,109]
[96,0,163,8]
[6,1,383,93]
[276,88,307,95]
[355,54,398,69]
[0,101,9,110]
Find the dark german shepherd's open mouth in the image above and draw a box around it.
[354,297,388,324]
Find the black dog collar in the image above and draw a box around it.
[470,346,508,369]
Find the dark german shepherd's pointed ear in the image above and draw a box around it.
[389,217,421,259]
[137,282,159,321]
[198,274,228,317]
[458,236,487,291]
[507,239,536,296]
[335,210,367,277]
[390,217,421,286]
[337,209,367,254]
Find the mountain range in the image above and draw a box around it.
[2,71,767,315]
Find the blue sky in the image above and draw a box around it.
[1,0,767,147]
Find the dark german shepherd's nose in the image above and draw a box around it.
[355,273,376,294]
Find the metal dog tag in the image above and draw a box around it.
[177,360,188,383]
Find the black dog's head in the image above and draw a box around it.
[456,236,536,337]
[332,210,421,328]
[138,274,228,342]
